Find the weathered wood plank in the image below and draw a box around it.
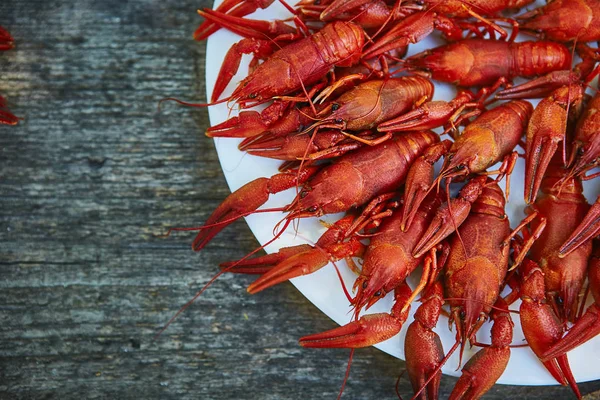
[1,0,600,399]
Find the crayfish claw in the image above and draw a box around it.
[198,8,296,40]
[247,247,330,294]
[541,304,600,362]
[559,196,600,258]
[193,168,319,251]
[405,281,445,400]
[220,244,313,275]
[320,0,370,21]
[192,178,271,251]
[299,312,403,348]
[0,26,14,51]
[401,140,451,231]
[0,107,19,126]
[193,0,276,40]
[448,299,513,400]
[496,71,580,100]
[524,85,584,204]
[412,195,474,259]
[207,110,271,138]
[301,283,411,348]
[525,135,561,204]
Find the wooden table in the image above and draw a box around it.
[1,1,600,398]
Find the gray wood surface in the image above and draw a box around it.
[1,1,600,399]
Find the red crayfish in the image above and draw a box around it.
[158,0,600,398]
[0,26,18,126]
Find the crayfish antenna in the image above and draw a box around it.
[337,349,355,400]
[394,369,407,400]
[331,260,355,304]
[193,0,277,41]
[158,96,231,111]
[158,206,286,239]
[191,167,319,252]
[223,214,363,295]
[412,174,483,259]
[154,218,293,339]
[299,283,412,348]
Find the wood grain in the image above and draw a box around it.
[1,1,599,398]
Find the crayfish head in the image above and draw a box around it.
[446,139,490,175]
[447,259,497,362]
[353,243,418,313]
[569,139,600,178]
[439,151,472,184]
[291,162,364,218]
[351,270,392,314]
[284,186,326,220]
[451,304,487,366]
[285,204,322,220]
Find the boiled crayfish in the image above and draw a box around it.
[159,0,600,398]
[0,26,18,126]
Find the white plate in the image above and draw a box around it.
[205,0,600,385]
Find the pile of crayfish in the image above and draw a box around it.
[0,25,18,126]
[163,0,600,398]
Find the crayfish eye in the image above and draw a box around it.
[460,310,466,319]
[307,205,318,213]
[578,147,585,156]
[455,165,465,171]
[248,93,257,99]
[314,0,320,4]
[374,290,382,297]
[335,118,343,124]
[331,103,340,111]
[362,281,368,289]
[300,190,308,198]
